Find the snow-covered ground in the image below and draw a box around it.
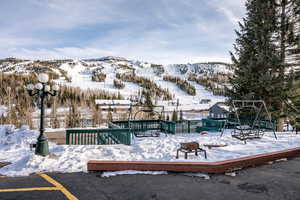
[0,125,300,177]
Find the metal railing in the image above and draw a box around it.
[66,128,132,145]
[196,119,226,132]
[111,120,206,134]
[160,121,176,134]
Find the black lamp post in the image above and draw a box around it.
[26,73,59,156]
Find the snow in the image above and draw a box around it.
[0,125,300,177]
[181,173,210,179]
[101,170,168,177]
[217,103,230,112]
[0,125,39,163]
[51,59,227,111]
[0,106,8,117]
[1,58,230,113]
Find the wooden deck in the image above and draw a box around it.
[88,147,300,173]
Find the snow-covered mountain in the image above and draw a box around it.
[0,56,232,111]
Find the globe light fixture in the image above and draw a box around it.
[26,84,34,91]
[35,83,43,90]
[38,73,49,83]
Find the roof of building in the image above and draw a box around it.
[210,102,230,112]
[95,99,132,105]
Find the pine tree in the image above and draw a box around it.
[171,110,178,121]
[161,108,166,121]
[143,90,153,107]
[159,112,165,121]
[179,110,184,121]
[280,0,300,64]
[228,0,285,129]
[166,114,170,121]
[275,0,300,130]
[117,91,122,99]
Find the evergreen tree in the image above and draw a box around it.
[171,110,178,121]
[228,0,286,129]
[143,90,153,107]
[159,112,165,121]
[161,108,166,121]
[276,0,300,128]
[179,110,184,121]
[278,0,300,64]
[117,91,122,99]
[166,114,170,121]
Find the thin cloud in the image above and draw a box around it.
[217,7,240,24]
[0,0,246,64]
[5,47,114,60]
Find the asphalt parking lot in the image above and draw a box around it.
[1,157,300,200]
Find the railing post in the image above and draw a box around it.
[66,130,70,145]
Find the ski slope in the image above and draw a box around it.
[53,58,227,111]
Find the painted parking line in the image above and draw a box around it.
[0,174,78,200]
[39,174,79,200]
[0,187,60,192]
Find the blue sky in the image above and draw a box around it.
[0,0,246,64]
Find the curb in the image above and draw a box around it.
[88,147,300,173]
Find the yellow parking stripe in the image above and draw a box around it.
[0,187,60,192]
[39,174,79,200]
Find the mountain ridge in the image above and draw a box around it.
[0,56,230,110]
